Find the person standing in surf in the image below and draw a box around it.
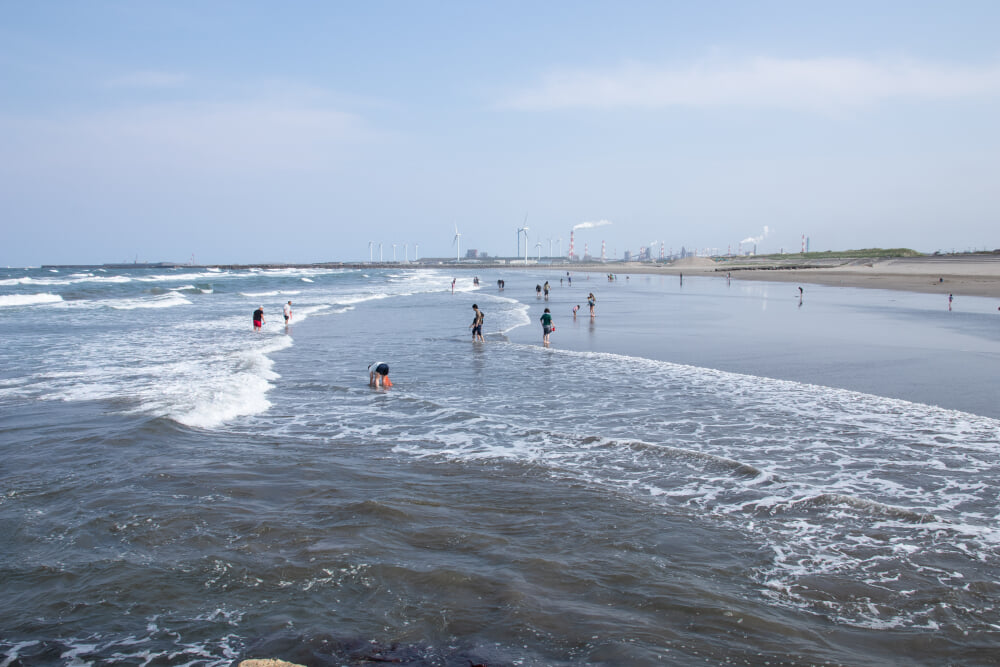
[470,304,485,342]
[283,300,292,326]
[587,293,596,318]
[540,307,554,346]
[252,306,265,331]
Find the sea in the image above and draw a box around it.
[1,265,999,666]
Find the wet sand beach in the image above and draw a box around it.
[589,254,1000,298]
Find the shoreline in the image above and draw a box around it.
[581,256,1000,299]
[35,255,1000,299]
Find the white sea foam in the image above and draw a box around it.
[0,293,64,307]
[134,344,285,429]
[333,342,1000,631]
[482,293,531,334]
[262,267,352,278]
[239,290,302,297]
[0,274,131,286]
[0,639,40,667]
[21,319,293,429]
[134,271,234,283]
[107,292,192,309]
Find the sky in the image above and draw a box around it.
[2,0,1000,266]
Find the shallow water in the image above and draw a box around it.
[2,266,999,665]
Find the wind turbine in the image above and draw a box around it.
[414,244,419,261]
[517,224,530,264]
[453,225,462,262]
[516,213,530,262]
[547,237,553,257]
[404,243,409,263]
[368,241,373,263]
[535,240,542,260]
[392,244,397,262]
[379,243,383,262]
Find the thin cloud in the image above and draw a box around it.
[2,99,371,176]
[500,56,1000,111]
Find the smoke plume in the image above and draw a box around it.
[741,225,769,245]
[573,219,613,231]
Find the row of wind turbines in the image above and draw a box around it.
[368,224,565,264]
[452,221,564,263]
[367,241,419,263]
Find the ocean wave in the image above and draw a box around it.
[17,324,293,429]
[107,293,192,310]
[261,267,353,278]
[0,293,64,307]
[168,284,214,294]
[239,290,302,298]
[134,271,234,283]
[0,274,131,287]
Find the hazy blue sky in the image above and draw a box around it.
[3,1,999,265]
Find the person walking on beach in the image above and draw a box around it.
[536,284,542,298]
[470,304,485,342]
[369,361,392,388]
[252,306,265,331]
[573,305,579,319]
[452,278,456,294]
[587,293,596,318]
[543,281,550,299]
[949,294,953,311]
[567,273,572,286]
[283,300,292,325]
[540,307,554,346]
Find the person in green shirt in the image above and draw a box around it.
[540,307,553,346]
